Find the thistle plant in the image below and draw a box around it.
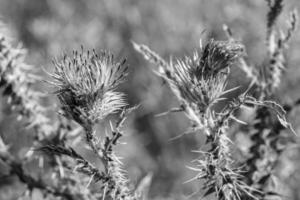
[134,40,261,200]
[0,23,97,200]
[0,26,49,139]
[49,48,138,200]
[223,0,298,199]
[0,22,139,200]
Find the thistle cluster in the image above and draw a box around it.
[0,1,298,199]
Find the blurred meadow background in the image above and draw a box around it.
[1,0,300,199]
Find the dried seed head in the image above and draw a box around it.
[50,48,128,129]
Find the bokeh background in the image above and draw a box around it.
[1,0,300,199]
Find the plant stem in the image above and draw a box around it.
[0,151,79,200]
[85,127,108,173]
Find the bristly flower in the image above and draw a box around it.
[134,40,245,117]
[170,40,245,114]
[197,40,245,78]
[50,48,128,129]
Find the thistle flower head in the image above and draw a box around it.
[50,48,128,129]
[169,57,227,114]
[133,40,244,118]
[198,40,245,78]
[169,40,245,114]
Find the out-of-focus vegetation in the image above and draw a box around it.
[0,0,300,199]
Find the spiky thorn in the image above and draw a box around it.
[0,145,81,200]
[36,144,108,183]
